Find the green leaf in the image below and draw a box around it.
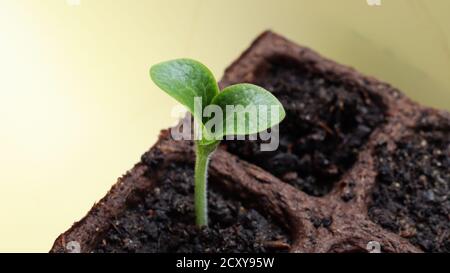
[209,83,286,138]
[150,59,219,119]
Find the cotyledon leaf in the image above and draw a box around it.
[150,59,219,121]
[209,83,286,139]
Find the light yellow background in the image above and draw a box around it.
[0,0,449,252]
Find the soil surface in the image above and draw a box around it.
[226,56,386,196]
[93,162,290,253]
[369,116,450,252]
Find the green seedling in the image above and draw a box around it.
[150,59,285,227]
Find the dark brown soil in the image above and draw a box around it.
[369,115,450,252]
[226,56,386,196]
[93,162,290,253]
